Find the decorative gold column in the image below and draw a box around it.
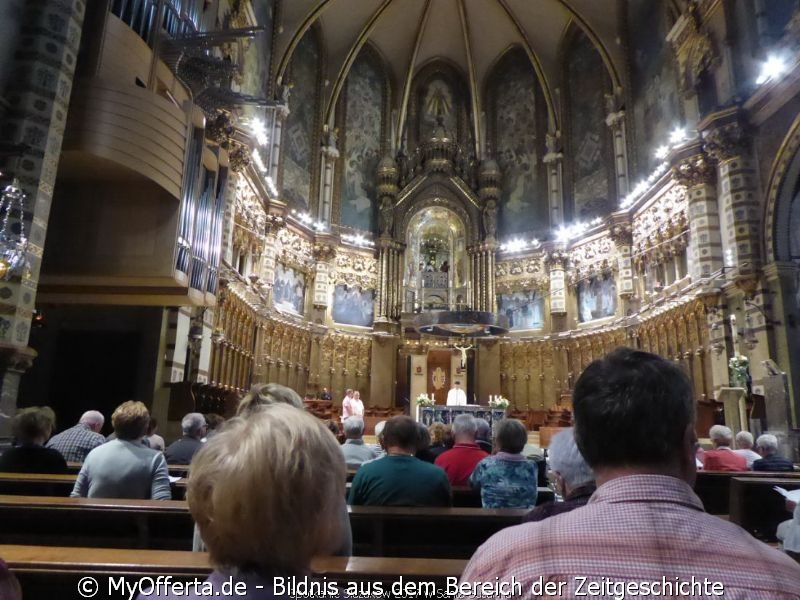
[376,155,400,323]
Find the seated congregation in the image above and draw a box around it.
[1,349,799,598]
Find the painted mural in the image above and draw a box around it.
[281,32,319,212]
[420,77,457,141]
[577,273,617,323]
[628,0,683,173]
[332,284,375,327]
[341,51,383,232]
[273,263,306,315]
[498,291,545,331]
[566,31,611,220]
[490,49,546,238]
[239,0,273,98]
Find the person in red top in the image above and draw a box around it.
[702,424,747,471]
[435,414,488,486]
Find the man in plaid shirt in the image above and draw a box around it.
[46,410,105,462]
[457,348,800,599]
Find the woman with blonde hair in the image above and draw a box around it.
[153,404,346,598]
[237,383,304,415]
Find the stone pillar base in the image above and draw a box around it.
[0,343,37,445]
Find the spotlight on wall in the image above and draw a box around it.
[668,127,687,145]
[756,54,788,85]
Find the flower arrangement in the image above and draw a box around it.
[416,393,435,407]
[488,396,510,409]
[728,354,750,388]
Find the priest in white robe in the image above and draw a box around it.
[446,381,467,406]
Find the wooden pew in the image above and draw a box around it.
[0,545,466,599]
[0,495,194,550]
[729,476,800,542]
[0,495,528,558]
[0,472,187,500]
[66,462,191,478]
[348,505,527,558]
[695,470,800,515]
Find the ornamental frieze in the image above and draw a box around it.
[276,227,314,269]
[495,256,548,294]
[332,250,378,289]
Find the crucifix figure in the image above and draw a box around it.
[454,342,474,369]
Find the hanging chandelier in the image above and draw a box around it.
[0,179,30,280]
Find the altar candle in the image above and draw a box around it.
[730,315,738,344]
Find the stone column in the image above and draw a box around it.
[318,127,339,223]
[605,89,629,198]
[0,0,87,437]
[543,131,565,227]
[270,88,290,183]
[762,262,800,430]
[546,251,568,317]
[259,212,286,306]
[671,145,721,280]
[311,237,336,323]
[702,112,761,281]
[609,217,634,313]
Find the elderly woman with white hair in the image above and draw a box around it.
[149,404,347,599]
[469,419,538,508]
[524,427,595,522]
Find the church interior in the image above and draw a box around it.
[1,0,800,449]
[1,0,800,592]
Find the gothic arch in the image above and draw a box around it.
[764,111,800,262]
[396,178,480,245]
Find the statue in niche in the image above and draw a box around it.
[483,199,498,239]
[379,197,394,236]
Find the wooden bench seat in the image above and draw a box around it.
[695,470,800,515]
[0,495,529,558]
[729,476,800,542]
[0,472,187,500]
[0,544,466,598]
[66,462,191,478]
[348,505,527,558]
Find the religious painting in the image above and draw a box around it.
[577,273,617,323]
[488,48,547,238]
[628,0,683,172]
[273,263,306,315]
[340,50,383,232]
[332,284,375,327]
[565,30,612,220]
[498,291,545,331]
[281,31,320,211]
[238,0,273,98]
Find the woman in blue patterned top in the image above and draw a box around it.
[470,418,538,508]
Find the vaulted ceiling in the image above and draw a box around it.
[273,0,626,134]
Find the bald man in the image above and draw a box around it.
[47,410,106,462]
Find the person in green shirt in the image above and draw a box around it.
[349,416,452,506]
